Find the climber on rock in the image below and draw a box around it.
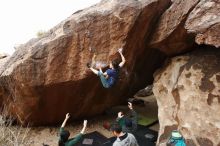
[59,113,87,146]
[87,48,126,88]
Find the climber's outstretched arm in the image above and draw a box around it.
[67,120,88,146]
[118,48,126,67]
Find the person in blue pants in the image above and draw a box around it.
[88,48,126,88]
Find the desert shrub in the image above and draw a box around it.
[0,113,31,146]
[36,30,47,38]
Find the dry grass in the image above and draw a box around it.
[0,114,31,146]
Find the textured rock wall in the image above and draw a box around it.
[150,0,220,144]
[185,0,220,48]
[149,0,220,56]
[153,48,220,146]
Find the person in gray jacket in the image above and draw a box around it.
[110,123,139,146]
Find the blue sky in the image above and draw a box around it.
[0,0,100,54]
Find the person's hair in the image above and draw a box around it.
[110,123,122,134]
[125,118,133,128]
[111,60,119,70]
[59,130,70,146]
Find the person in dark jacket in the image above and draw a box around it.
[58,113,87,146]
[116,102,138,133]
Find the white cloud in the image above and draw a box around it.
[0,0,100,54]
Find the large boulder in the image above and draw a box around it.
[149,0,220,56]
[153,48,220,146]
[0,0,169,125]
[149,0,200,55]
[185,0,220,48]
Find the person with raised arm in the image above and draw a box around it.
[116,102,138,133]
[59,113,87,146]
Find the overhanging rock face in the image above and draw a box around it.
[149,0,200,55]
[185,0,220,48]
[0,0,169,125]
[149,0,220,56]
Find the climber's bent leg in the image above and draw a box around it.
[98,71,110,88]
